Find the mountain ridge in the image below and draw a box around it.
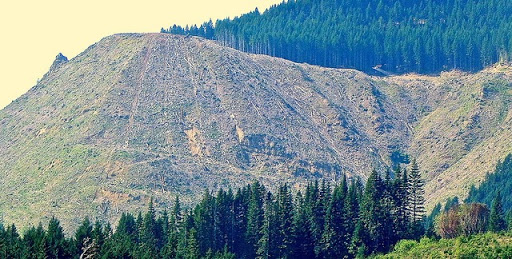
[0,33,511,231]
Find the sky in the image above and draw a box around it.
[0,0,281,109]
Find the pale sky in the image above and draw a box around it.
[0,0,281,109]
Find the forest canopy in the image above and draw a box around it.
[163,0,512,74]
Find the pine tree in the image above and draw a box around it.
[309,180,329,256]
[232,186,250,256]
[195,190,215,255]
[276,183,294,258]
[214,188,233,252]
[343,179,359,255]
[141,197,157,249]
[358,170,387,254]
[245,182,265,258]
[46,217,69,258]
[37,235,49,259]
[257,192,278,259]
[186,228,200,259]
[91,220,105,251]
[380,170,396,249]
[321,176,348,258]
[408,159,425,237]
[5,224,21,258]
[489,191,507,232]
[393,167,409,239]
[290,191,315,259]
[22,223,45,258]
[74,217,93,255]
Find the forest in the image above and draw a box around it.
[162,0,512,74]
[0,160,510,258]
[466,154,512,211]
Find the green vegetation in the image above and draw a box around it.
[466,154,512,211]
[163,0,512,74]
[0,162,427,258]
[1,160,510,258]
[375,233,512,258]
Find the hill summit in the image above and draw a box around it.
[0,33,511,230]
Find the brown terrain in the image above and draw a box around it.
[0,33,510,231]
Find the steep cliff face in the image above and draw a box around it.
[0,33,510,230]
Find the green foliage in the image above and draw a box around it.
[466,154,512,211]
[0,163,431,258]
[489,191,507,232]
[374,233,512,258]
[164,0,512,74]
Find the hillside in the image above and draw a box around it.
[0,33,511,230]
[466,154,512,211]
[164,0,512,74]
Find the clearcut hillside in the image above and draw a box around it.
[0,33,510,231]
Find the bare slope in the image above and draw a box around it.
[0,33,511,230]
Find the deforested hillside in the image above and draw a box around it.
[0,33,511,230]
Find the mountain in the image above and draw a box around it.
[164,0,512,74]
[466,154,512,211]
[0,33,511,231]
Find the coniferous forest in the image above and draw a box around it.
[466,154,512,212]
[1,160,511,258]
[0,162,427,258]
[162,0,512,74]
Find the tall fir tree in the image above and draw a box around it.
[257,192,278,259]
[290,191,315,259]
[489,191,507,232]
[276,184,294,258]
[393,166,410,239]
[408,159,425,237]
[358,170,388,254]
[321,175,348,258]
[245,182,265,258]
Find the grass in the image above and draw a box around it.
[374,232,512,258]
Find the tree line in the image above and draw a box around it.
[0,161,427,258]
[427,153,512,239]
[466,154,512,211]
[162,0,512,74]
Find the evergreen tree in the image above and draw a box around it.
[141,197,157,249]
[91,220,105,251]
[343,179,360,255]
[186,228,200,259]
[232,186,250,256]
[489,191,507,232]
[245,182,265,258]
[393,166,409,239]
[45,217,69,258]
[74,217,92,255]
[290,191,315,259]
[214,189,233,252]
[5,224,21,258]
[358,170,388,254]
[195,190,215,255]
[22,223,45,259]
[276,183,294,258]
[408,160,425,237]
[257,192,278,259]
[321,176,348,258]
